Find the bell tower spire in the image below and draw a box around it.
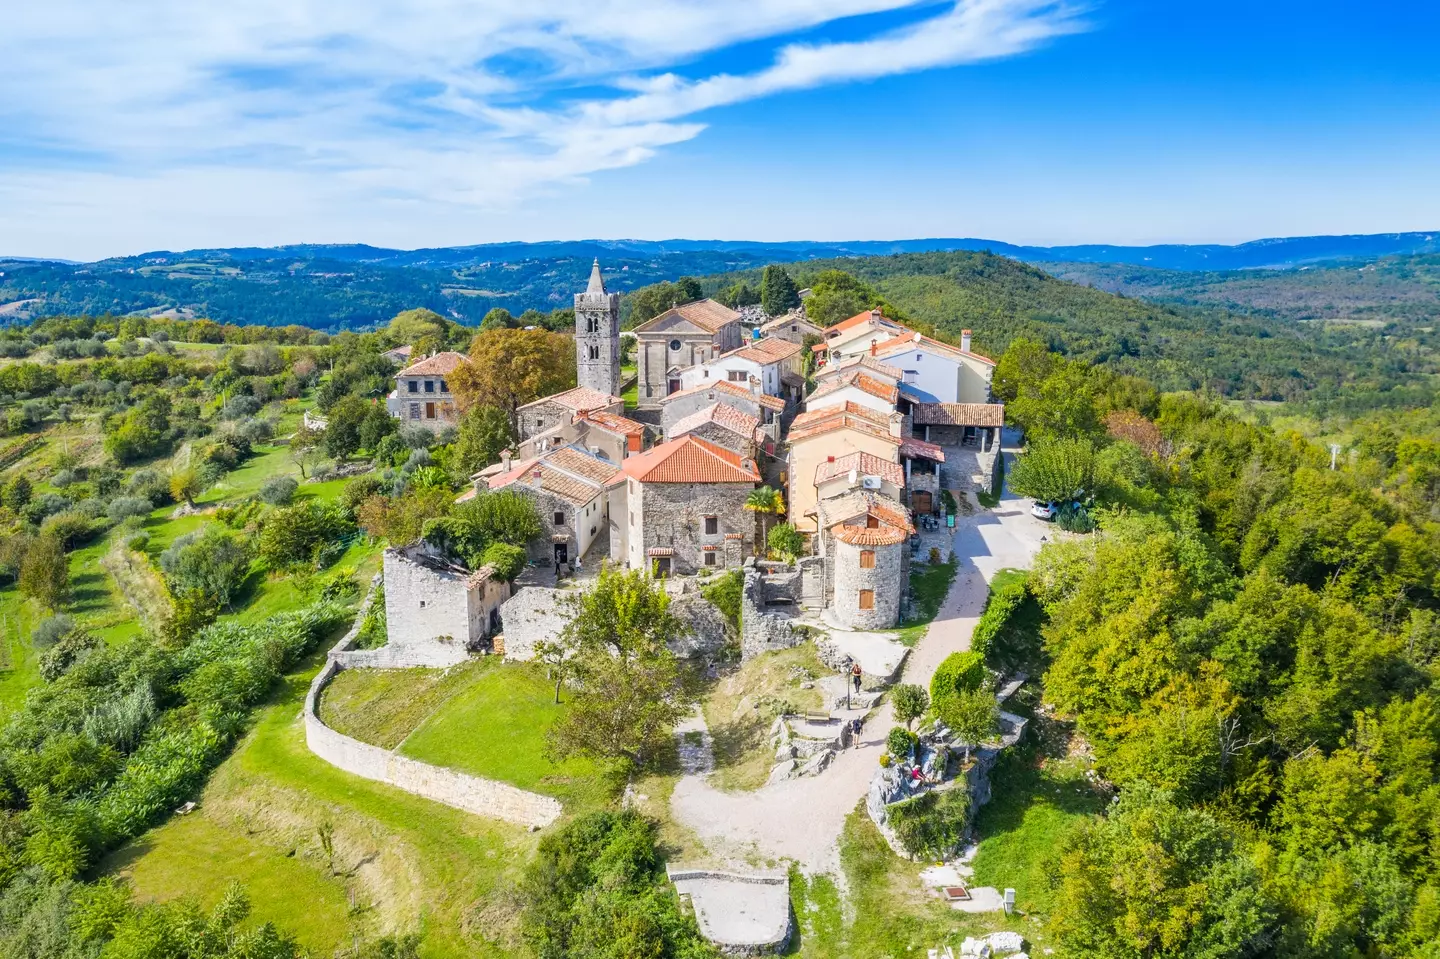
[574,259,621,396]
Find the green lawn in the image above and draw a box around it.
[399,660,621,811]
[0,589,44,720]
[103,649,538,959]
[320,664,484,750]
[970,750,1105,916]
[895,556,959,646]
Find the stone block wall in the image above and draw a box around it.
[498,586,569,662]
[640,482,752,574]
[740,564,804,660]
[382,548,475,666]
[830,538,904,629]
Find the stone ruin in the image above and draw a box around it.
[765,713,855,784]
[739,559,810,660]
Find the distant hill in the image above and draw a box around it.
[2,231,1437,330]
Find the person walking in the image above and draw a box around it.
[850,661,863,697]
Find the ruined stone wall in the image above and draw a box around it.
[382,548,472,666]
[740,564,804,660]
[640,482,753,574]
[830,538,904,629]
[498,586,569,662]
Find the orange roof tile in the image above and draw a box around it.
[814,451,905,489]
[814,353,903,382]
[911,402,1005,427]
[487,447,618,506]
[637,299,741,335]
[809,370,898,405]
[398,350,468,376]
[580,409,647,438]
[520,385,622,413]
[734,337,804,364]
[823,308,904,336]
[787,413,898,446]
[871,331,997,367]
[899,436,946,462]
[833,522,909,546]
[660,379,785,412]
[669,402,761,442]
[620,435,760,484]
[792,402,890,431]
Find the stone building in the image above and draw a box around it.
[382,544,511,665]
[815,493,912,630]
[516,386,624,443]
[511,408,648,464]
[609,434,760,574]
[633,299,743,408]
[674,336,804,407]
[665,401,762,456]
[385,351,468,432]
[485,445,620,567]
[758,310,824,344]
[909,402,1005,495]
[574,259,621,397]
[806,367,900,418]
[659,380,784,438]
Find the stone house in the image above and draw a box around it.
[383,544,511,665]
[516,386,624,443]
[659,380,784,439]
[386,351,468,431]
[813,451,906,506]
[759,310,824,344]
[815,492,913,630]
[633,299,743,408]
[674,336,804,407]
[805,367,899,418]
[908,402,1005,495]
[486,445,620,567]
[609,434,761,575]
[870,331,995,405]
[380,344,413,366]
[512,408,648,464]
[666,402,762,457]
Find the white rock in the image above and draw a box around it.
[798,749,833,777]
[766,759,798,785]
[984,932,1025,955]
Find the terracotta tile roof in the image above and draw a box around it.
[531,385,624,412]
[733,337,803,364]
[759,312,821,334]
[546,446,623,484]
[809,370,898,405]
[620,435,760,484]
[817,490,914,536]
[871,331,997,367]
[823,308,904,336]
[792,402,890,431]
[660,379,785,412]
[454,486,478,503]
[899,436,946,462]
[579,409,647,438]
[668,402,761,442]
[382,344,413,360]
[833,522,909,546]
[398,350,468,376]
[814,451,905,489]
[911,402,1005,427]
[487,446,618,506]
[814,353,903,383]
[646,547,674,557]
[787,412,898,446]
[637,299,741,335]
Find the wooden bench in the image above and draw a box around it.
[803,711,833,724]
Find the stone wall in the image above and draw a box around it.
[304,577,562,830]
[382,547,476,666]
[517,399,576,442]
[830,538,904,630]
[740,564,805,660]
[639,482,753,574]
[498,586,569,662]
[676,420,753,456]
[667,590,732,660]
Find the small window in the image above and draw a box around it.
[903,370,918,383]
[704,552,717,567]
[859,590,875,610]
[589,344,600,360]
[669,338,682,351]
[419,600,426,608]
[439,379,448,393]
[407,380,418,393]
[860,550,876,569]
[535,417,544,428]
[586,317,600,333]
[409,402,420,419]
[554,511,565,526]
[424,380,435,393]
[704,516,718,535]
[866,515,879,529]
[728,370,747,382]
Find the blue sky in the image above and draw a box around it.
[1,0,1437,260]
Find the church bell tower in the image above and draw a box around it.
[574,258,621,397]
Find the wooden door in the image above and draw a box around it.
[425,401,436,419]
[913,491,933,514]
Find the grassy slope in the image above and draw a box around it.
[320,663,492,750]
[702,645,825,792]
[894,557,959,647]
[104,651,536,958]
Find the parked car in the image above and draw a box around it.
[1031,500,1057,520]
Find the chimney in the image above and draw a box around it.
[500,449,512,471]
[870,339,877,356]
[871,308,882,319]
[889,412,904,439]
[827,455,835,463]
[961,329,972,352]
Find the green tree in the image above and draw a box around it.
[449,327,576,433]
[451,404,516,477]
[479,542,527,582]
[760,265,800,316]
[258,501,352,570]
[929,650,986,705]
[159,525,255,609]
[891,684,930,730]
[323,395,370,460]
[1008,437,1096,503]
[169,468,203,508]
[358,402,397,452]
[744,486,784,556]
[766,522,803,560]
[936,686,998,764]
[388,307,447,347]
[289,421,325,478]
[480,307,517,331]
[2,473,32,511]
[19,534,69,610]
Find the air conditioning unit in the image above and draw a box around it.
[861,475,883,490]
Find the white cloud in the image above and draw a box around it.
[0,0,1087,257]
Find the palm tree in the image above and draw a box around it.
[744,485,785,556]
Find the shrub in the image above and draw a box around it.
[32,614,77,648]
[971,578,1028,659]
[702,568,743,633]
[480,541,528,582]
[373,433,409,467]
[24,492,73,524]
[891,683,930,730]
[126,469,172,506]
[40,511,95,550]
[341,473,385,513]
[258,500,353,570]
[930,651,987,705]
[887,727,918,759]
[159,525,255,608]
[879,752,893,768]
[220,395,262,419]
[107,496,154,522]
[887,788,971,859]
[124,531,149,551]
[258,475,299,506]
[38,629,102,682]
[353,582,388,650]
[767,522,804,560]
[398,423,433,450]
[50,469,78,488]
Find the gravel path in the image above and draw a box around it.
[670,450,1047,875]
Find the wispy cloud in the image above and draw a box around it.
[0,0,1087,256]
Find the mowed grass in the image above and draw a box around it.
[320,664,483,750]
[970,750,1105,916]
[894,556,959,646]
[104,649,539,959]
[398,659,621,812]
[0,589,45,720]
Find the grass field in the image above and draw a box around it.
[895,556,959,646]
[104,649,538,958]
[398,659,621,811]
[320,664,486,749]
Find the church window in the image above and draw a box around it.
[589,345,600,360]
[669,339,682,351]
[586,316,600,334]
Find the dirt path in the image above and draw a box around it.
[670,452,1047,876]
